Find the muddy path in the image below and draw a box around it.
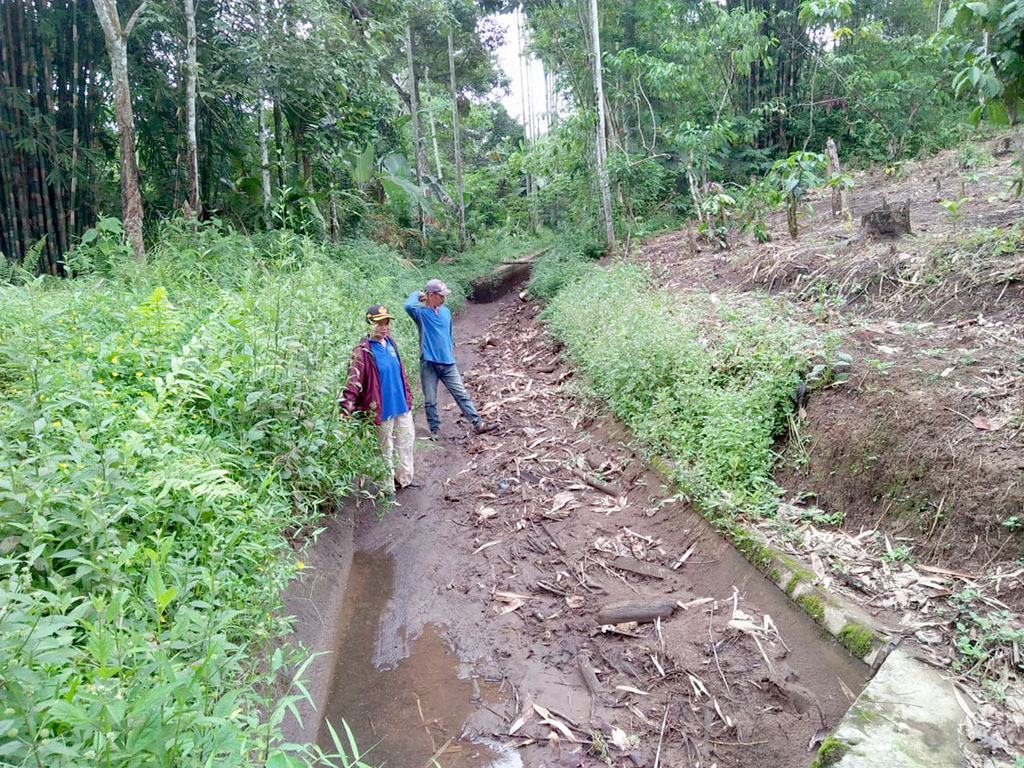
[309,281,868,768]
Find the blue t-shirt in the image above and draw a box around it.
[370,338,408,421]
[404,291,455,364]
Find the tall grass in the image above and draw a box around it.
[541,260,813,520]
[0,220,534,767]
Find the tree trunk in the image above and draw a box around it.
[516,6,536,233]
[256,0,271,224]
[423,67,443,181]
[69,0,80,246]
[273,99,284,189]
[258,101,271,226]
[597,600,676,625]
[448,29,465,251]
[405,21,423,230]
[590,0,614,252]
[825,136,846,217]
[92,0,145,260]
[183,0,200,216]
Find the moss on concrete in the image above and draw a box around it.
[730,528,775,574]
[797,593,826,625]
[838,623,875,659]
[785,574,800,596]
[809,736,848,768]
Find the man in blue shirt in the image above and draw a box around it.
[341,305,419,493]
[404,278,498,438]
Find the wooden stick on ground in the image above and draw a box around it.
[654,700,670,768]
[598,599,676,625]
[568,466,622,497]
[539,520,564,551]
[423,737,454,768]
[576,653,605,703]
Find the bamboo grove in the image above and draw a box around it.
[1,0,104,272]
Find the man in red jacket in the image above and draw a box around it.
[341,305,419,493]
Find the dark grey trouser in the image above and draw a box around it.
[420,361,480,432]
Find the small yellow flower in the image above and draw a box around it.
[52,420,61,427]
[38,394,45,401]
[111,356,119,364]
[135,372,143,377]
[111,372,119,377]
[58,463,68,469]
[296,561,305,570]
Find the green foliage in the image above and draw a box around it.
[64,216,136,278]
[527,240,598,302]
[0,219,514,767]
[770,152,828,239]
[607,153,672,229]
[941,196,971,246]
[945,0,1024,125]
[735,176,785,243]
[949,589,1024,680]
[543,263,816,522]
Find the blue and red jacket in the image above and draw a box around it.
[340,334,413,425]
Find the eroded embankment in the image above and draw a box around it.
[286,269,871,768]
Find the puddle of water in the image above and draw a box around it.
[318,549,511,768]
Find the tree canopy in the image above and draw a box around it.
[0,0,1008,268]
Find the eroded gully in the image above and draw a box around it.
[284,271,869,768]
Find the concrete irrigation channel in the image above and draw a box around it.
[282,257,965,768]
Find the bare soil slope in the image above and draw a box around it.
[638,137,1024,603]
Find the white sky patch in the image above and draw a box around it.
[491,8,550,139]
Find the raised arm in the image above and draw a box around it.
[404,290,423,323]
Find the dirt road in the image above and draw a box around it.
[301,281,868,768]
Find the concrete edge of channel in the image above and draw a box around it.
[279,507,356,749]
[644,456,967,767]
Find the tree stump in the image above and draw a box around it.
[861,200,911,237]
[825,137,847,218]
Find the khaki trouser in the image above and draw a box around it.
[377,410,415,492]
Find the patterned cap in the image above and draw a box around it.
[366,305,394,323]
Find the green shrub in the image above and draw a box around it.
[542,263,810,520]
[0,220,521,767]
[527,241,594,302]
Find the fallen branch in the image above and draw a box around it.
[568,466,622,497]
[608,556,672,580]
[597,599,676,625]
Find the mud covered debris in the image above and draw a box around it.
[403,292,868,767]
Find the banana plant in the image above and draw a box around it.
[340,145,442,220]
